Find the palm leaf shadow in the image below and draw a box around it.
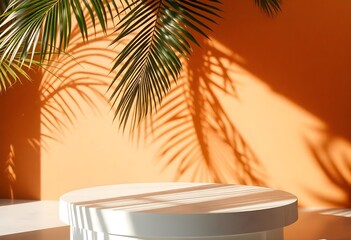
[39,14,115,146]
[0,9,118,198]
[3,144,16,199]
[146,38,266,185]
[306,136,351,207]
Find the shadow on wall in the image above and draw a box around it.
[216,0,351,140]
[0,16,113,199]
[1,0,350,208]
[306,136,351,207]
[39,20,112,146]
[0,73,41,199]
[145,38,265,186]
[210,0,351,207]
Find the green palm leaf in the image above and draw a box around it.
[0,0,281,131]
[0,0,9,13]
[110,0,222,129]
[0,50,39,91]
[0,0,118,64]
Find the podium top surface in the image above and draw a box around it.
[60,182,298,237]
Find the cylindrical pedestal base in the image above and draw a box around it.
[71,227,283,240]
[61,183,297,240]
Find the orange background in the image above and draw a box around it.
[0,0,350,207]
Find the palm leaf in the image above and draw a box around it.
[0,48,42,91]
[255,0,281,15]
[110,0,281,129]
[0,58,29,91]
[110,0,222,130]
[0,0,118,64]
[0,0,282,131]
[0,0,9,13]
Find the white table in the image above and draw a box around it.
[59,182,298,240]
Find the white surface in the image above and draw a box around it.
[302,208,351,218]
[0,200,66,236]
[71,227,283,240]
[60,182,298,238]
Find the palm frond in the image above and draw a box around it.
[0,0,9,13]
[254,0,281,16]
[110,0,222,130]
[0,54,40,91]
[0,0,282,131]
[0,0,118,64]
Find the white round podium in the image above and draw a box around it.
[59,182,298,240]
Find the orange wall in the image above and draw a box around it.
[0,70,41,199]
[214,0,351,206]
[1,0,350,207]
